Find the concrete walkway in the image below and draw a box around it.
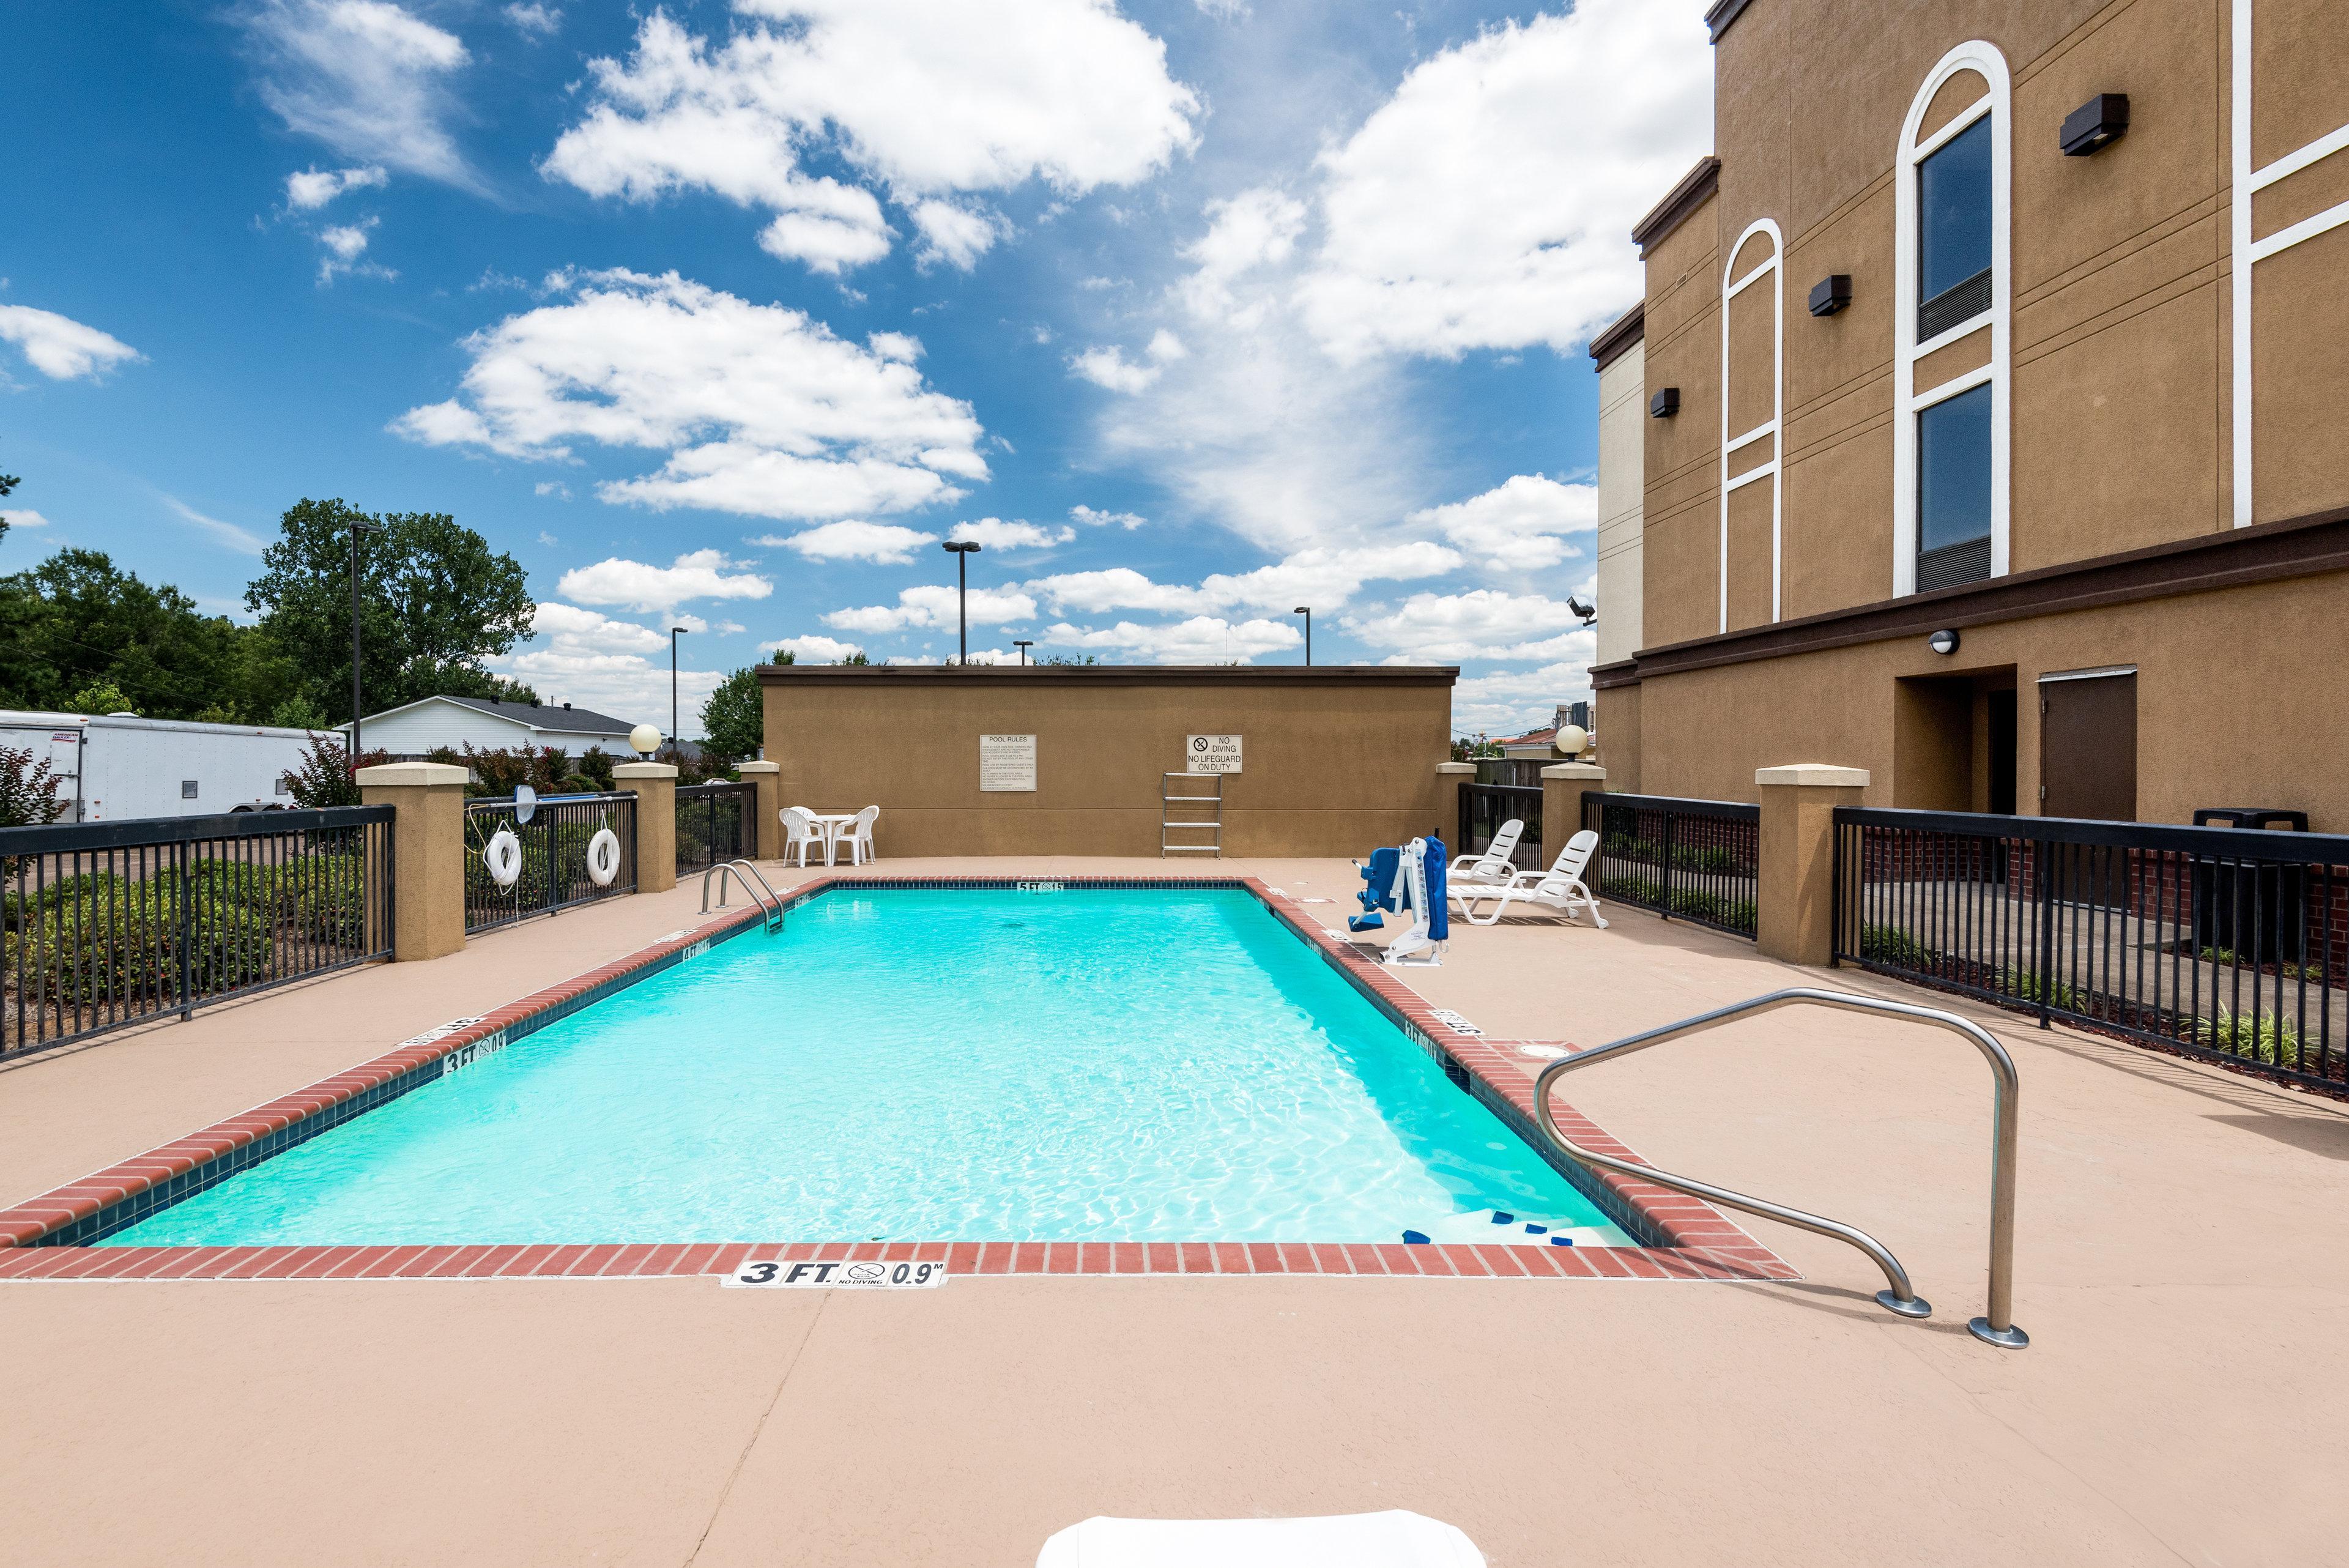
[4,857,2345,1566]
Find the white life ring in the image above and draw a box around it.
[585,827,623,887]
[484,827,524,888]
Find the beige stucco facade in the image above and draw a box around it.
[1597,0,2349,828]
[759,665,1457,858]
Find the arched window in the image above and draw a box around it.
[1894,42,2010,596]
[1719,219,1782,631]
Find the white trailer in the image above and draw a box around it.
[0,710,325,823]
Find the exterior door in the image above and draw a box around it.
[2040,671,2136,907]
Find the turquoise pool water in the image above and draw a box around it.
[105,888,1624,1247]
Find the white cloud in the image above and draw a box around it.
[1023,541,1457,622]
[391,269,987,521]
[543,2,1200,272]
[556,549,773,614]
[948,517,1074,552]
[1298,0,1712,362]
[284,163,387,209]
[238,0,479,191]
[533,481,570,499]
[1195,0,1250,17]
[2,509,51,530]
[1409,474,1594,573]
[491,601,716,726]
[765,519,938,563]
[1176,186,1303,325]
[824,583,1036,633]
[866,330,922,362]
[1067,344,1159,394]
[1450,660,1597,736]
[503,2,560,36]
[160,496,267,555]
[314,217,391,283]
[771,633,864,662]
[1069,504,1145,530]
[1040,615,1299,663]
[0,306,143,381]
[1341,589,1592,662]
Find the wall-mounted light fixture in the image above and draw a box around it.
[1928,628,1961,656]
[2060,94,2129,156]
[1807,274,1852,316]
[1649,387,1680,418]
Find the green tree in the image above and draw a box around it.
[0,549,297,719]
[267,693,330,730]
[837,650,871,665]
[244,499,538,725]
[65,678,134,715]
[0,472,17,546]
[700,665,767,762]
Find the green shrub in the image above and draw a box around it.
[1860,924,1937,968]
[1598,874,1667,907]
[1999,966,2078,1010]
[4,882,274,1005]
[2197,1009,2301,1066]
[1666,889,1756,929]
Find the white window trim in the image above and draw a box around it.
[2232,0,2349,526]
[1718,218,1783,632]
[1893,43,2010,598]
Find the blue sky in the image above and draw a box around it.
[0,0,1710,735]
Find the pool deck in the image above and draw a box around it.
[5,855,2346,1566]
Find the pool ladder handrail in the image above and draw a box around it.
[700,859,787,933]
[1532,987,2028,1350]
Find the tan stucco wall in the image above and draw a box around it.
[1606,570,2349,831]
[1640,0,2349,642]
[759,667,1457,858]
[1594,339,1646,667]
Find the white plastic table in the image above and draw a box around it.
[806,812,858,866]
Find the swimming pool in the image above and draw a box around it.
[98,886,1630,1249]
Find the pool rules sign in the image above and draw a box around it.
[1186,734,1242,774]
[979,733,1037,792]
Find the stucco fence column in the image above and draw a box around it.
[736,760,783,861]
[1755,764,1869,965]
[1542,762,1606,864]
[1434,762,1475,848]
[355,761,469,961]
[615,762,679,894]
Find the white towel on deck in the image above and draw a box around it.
[1036,1510,1486,1567]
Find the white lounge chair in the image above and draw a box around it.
[1449,818,1524,886]
[1447,828,1607,927]
[836,803,878,866]
[779,806,823,868]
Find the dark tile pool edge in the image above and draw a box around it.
[0,873,1792,1284]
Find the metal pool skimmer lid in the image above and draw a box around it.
[700,860,789,934]
[1532,987,2031,1350]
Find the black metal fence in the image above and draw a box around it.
[464,792,636,934]
[1833,808,2348,1091]
[1,806,395,1057]
[1581,790,1761,939]
[677,782,755,874]
[1457,782,1544,871]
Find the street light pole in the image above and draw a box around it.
[348,518,377,772]
[1014,639,1033,666]
[669,626,689,752]
[1294,606,1312,666]
[941,540,982,664]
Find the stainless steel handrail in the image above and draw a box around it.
[1532,987,2028,1350]
[700,859,786,932]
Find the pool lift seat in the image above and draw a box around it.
[700,859,788,934]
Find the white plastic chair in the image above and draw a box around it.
[1449,818,1524,886]
[779,806,822,868]
[836,804,878,865]
[1447,828,1606,927]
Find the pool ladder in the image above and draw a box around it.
[700,859,787,934]
[1162,771,1222,858]
[1531,987,2029,1350]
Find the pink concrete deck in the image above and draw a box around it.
[4,855,2347,1566]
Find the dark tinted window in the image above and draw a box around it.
[1918,383,1993,554]
[1918,116,1992,305]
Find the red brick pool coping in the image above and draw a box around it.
[0,874,1794,1286]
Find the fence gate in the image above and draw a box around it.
[1457,783,1543,871]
